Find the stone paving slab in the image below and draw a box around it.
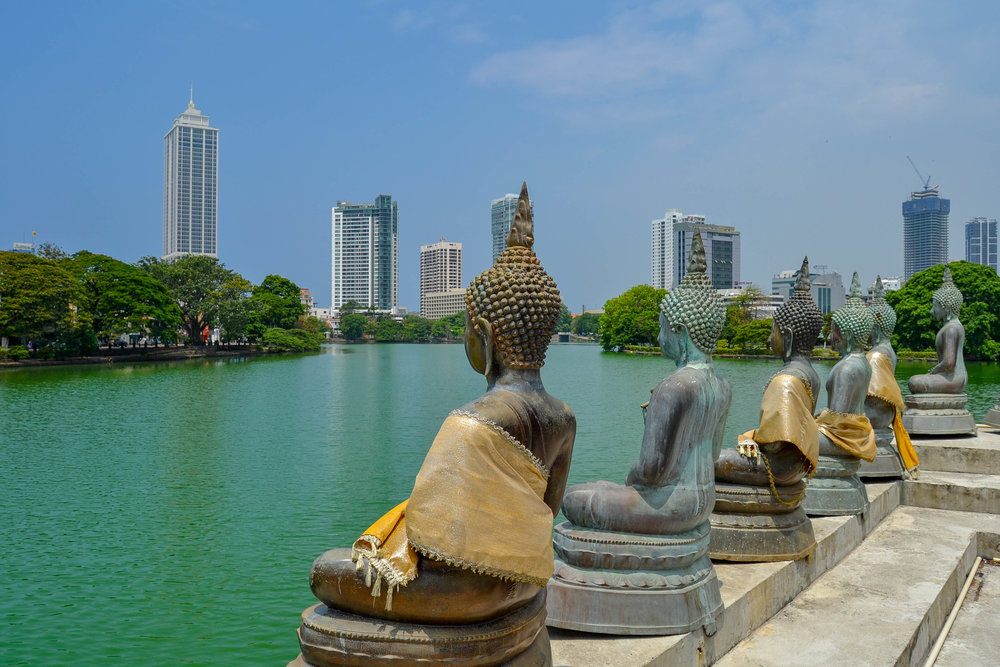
[935,559,1000,667]
[715,507,1000,667]
[904,470,1000,514]
[914,427,1000,475]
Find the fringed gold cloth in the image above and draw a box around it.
[815,409,877,462]
[739,372,819,471]
[352,410,553,609]
[866,349,919,475]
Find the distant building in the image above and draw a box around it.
[11,242,35,254]
[419,239,463,318]
[965,217,998,272]
[903,187,950,280]
[718,288,784,319]
[163,94,218,261]
[299,288,314,311]
[491,193,533,264]
[652,209,741,289]
[331,194,398,312]
[867,276,903,297]
[422,289,466,320]
[771,265,845,315]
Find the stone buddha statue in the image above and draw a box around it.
[859,276,919,479]
[293,183,576,667]
[546,232,731,636]
[902,265,976,436]
[710,257,821,562]
[802,272,877,517]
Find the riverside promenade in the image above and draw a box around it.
[550,428,1000,666]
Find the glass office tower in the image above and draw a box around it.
[903,188,949,281]
[163,97,218,260]
[331,195,399,311]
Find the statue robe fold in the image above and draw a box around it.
[739,372,819,471]
[815,409,877,462]
[866,349,919,474]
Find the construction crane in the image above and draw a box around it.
[906,155,934,191]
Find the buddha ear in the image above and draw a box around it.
[782,326,794,358]
[474,316,495,376]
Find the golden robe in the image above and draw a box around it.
[815,409,877,462]
[739,372,819,471]
[351,410,553,609]
[866,349,919,474]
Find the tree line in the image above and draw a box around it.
[0,247,327,359]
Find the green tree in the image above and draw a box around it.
[250,274,306,330]
[556,303,573,331]
[732,285,766,323]
[887,261,1000,359]
[339,312,367,340]
[63,251,182,345]
[375,318,405,342]
[438,311,466,337]
[216,276,255,342]
[599,285,667,351]
[138,255,246,345]
[732,318,773,352]
[571,312,601,336]
[340,300,362,315]
[37,242,68,261]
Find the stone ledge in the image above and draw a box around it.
[914,427,1000,474]
[904,470,1000,514]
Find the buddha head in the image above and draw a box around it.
[830,272,875,354]
[931,265,962,322]
[771,256,823,360]
[868,275,897,344]
[659,232,725,365]
[465,182,561,376]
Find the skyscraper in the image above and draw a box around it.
[331,194,398,312]
[491,193,533,264]
[965,217,998,272]
[902,187,950,281]
[163,94,218,260]
[419,238,463,318]
[651,210,741,290]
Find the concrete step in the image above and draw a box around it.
[549,482,901,666]
[904,470,1000,514]
[913,427,1000,475]
[715,506,1000,667]
[934,559,1000,666]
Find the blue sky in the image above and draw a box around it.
[2,1,998,312]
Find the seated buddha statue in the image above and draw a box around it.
[860,276,919,479]
[709,257,821,562]
[294,183,575,666]
[803,272,876,517]
[547,232,730,636]
[902,265,976,436]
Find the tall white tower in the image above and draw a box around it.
[163,93,218,260]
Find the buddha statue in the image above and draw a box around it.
[802,272,877,517]
[902,265,976,436]
[859,276,920,479]
[293,183,576,667]
[709,257,821,562]
[546,232,730,636]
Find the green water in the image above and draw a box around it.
[2,345,999,664]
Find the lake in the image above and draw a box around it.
[3,344,999,664]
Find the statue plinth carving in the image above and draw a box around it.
[860,276,920,479]
[709,257,819,562]
[902,266,976,436]
[546,233,729,636]
[292,183,575,666]
[803,272,876,517]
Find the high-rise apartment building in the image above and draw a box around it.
[331,194,398,312]
[903,187,950,281]
[163,95,218,260]
[420,238,463,318]
[772,264,845,315]
[651,209,741,290]
[491,193,533,264]
[965,217,998,272]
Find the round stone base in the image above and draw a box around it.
[552,520,709,571]
[985,406,1000,429]
[803,455,870,517]
[546,556,722,636]
[709,482,815,562]
[902,393,977,436]
[858,441,906,480]
[294,591,550,666]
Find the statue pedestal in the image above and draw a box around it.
[803,454,869,516]
[709,480,816,562]
[858,427,906,479]
[983,405,1000,428]
[545,521,722,635]
[292,591,551,667]
[902,394,976,436]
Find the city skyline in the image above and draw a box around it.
[3,2,999,313]
[965,217,998,272]
[651,210,741,291]
[331,195,399,312]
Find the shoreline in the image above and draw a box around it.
[0,345,271,369]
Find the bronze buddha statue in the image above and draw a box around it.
[802,272,876,517]
[710,257,821,562]
[546,232,730,636]
[902,265,976,436]
[293,183,576,666]
[859,276,919,479]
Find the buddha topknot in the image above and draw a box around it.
[933,266,963,316]
[832,272,875,347]
[466,182,561,370]
[774,256,823,355]
[660,232,725,354]
[868,275,897,339]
